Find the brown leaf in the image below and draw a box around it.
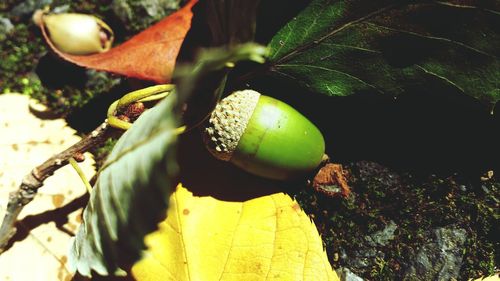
[40,0,198,83]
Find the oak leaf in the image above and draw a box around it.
[131,184,339,281]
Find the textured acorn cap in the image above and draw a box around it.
[203,90,260,161]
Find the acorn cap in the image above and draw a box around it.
[203,90,260,161]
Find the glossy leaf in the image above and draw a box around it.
[40,0,198,83]
[68,94,179,277]
[131,184,339,281]
[267,0,500,106]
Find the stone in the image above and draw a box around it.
[51,4,70,14]
[336,267,365,281]
[0,17,14,41]
[365,220,398,247]
[341,221,397,272]
[111,0,181,33]
[11,0,53,18]
[403,226,467,280]
[348,247,385,270]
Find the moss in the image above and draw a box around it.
[294,161,499,280]
[65,0,113,14]
[0,0,182,116]
[0,1,23,12]
[91,137,118,171]
[1,1,497,279]
[0,22,46,93]
[0,0,120,114]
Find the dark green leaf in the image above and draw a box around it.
[267,0,500,106]
[69,95,179,277]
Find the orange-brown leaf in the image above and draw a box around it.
[40,0,198,83]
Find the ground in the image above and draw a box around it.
[1,0,498,280]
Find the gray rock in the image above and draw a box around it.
[403,226,466,281]
[336,267,365,281]
[112,0,133,23]
[341,221,397,272]
[11,0,53,18]
[51,4,71,14]
[365,220,398,247]
[111,0,181,32]
[348,247,385,270]
[0,17,14,41]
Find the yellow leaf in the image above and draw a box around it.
[470,273,500,281]
[132,184,339,281]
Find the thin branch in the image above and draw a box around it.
[0,121,115,253]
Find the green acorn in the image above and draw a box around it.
[37,12,114,55]
[203,89,325,181]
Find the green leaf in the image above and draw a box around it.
[69,95,179,277]
[267,0,500,106]
[68,43,269,278]
[175,43,269,128]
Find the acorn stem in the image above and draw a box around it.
[107,84,175,130]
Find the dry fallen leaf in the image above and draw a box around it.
[0,93,95,281]
[131,184,339,281]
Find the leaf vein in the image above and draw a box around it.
[436,1,500,15]
[364,22,497,58]
[174,188,191,280]
[219,204,243,280]
[275,3,397,64]
[271,23,294,60]
[278,63,378,90]
[320,42,381,54]
[264,196,279,280]
[415,64,465,93]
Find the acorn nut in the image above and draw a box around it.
[203,89,325,181]
[36,12,114,55]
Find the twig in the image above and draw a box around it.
[0,121,115,253]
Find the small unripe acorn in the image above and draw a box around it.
[203,89,325,181]
[36,12,114,55]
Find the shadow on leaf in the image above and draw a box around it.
[176,129,302,202]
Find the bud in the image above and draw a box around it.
[37,11,114,55]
